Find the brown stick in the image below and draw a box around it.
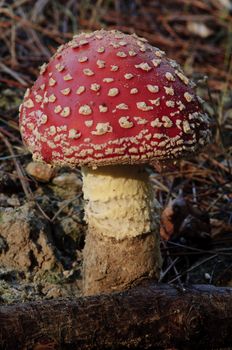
[1,283,232,349]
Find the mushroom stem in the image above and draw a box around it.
[82,165,162,296]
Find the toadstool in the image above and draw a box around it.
[19,30,211,296]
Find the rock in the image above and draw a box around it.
[0,194,20,208]
[51,172,82,199]
[0,203,58,273]
[6,195,21,207]
[26,161,56,182]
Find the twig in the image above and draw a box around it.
[0,61,27,86]
[51,195,81,222]
[0,130,31,200]
[159,257,180,282]
[161,240,184,288]
[168,254,218,283]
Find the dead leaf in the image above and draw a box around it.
[160,195,188,240]
[210,218,232,237]
[160,195,211,246]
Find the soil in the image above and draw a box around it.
[0,164,86,303]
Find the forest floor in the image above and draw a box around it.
[0,0,231,304]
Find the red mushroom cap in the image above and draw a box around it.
[19,30,211,167]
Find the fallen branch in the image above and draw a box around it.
[1,283,232,349]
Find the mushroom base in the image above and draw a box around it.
[83,231,160,296]
[82,165,162,296]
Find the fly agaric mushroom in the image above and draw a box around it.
[19,30,211,296]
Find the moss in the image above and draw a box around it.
[34,270,64,285]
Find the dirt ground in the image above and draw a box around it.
[0,0,232,304]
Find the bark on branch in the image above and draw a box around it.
[1,283,232,350]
